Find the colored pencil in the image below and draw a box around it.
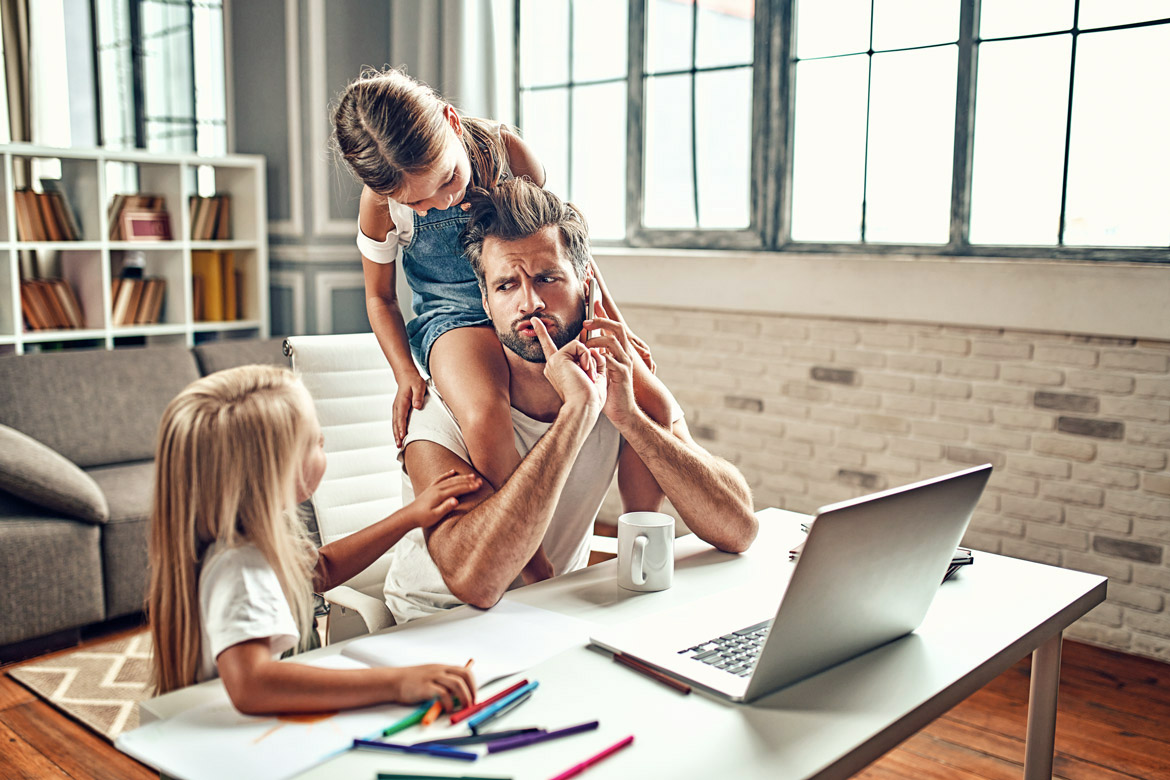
[466,681,539,732]
[382,701,437,737]
[421,699,443,726]
[613,652,692,695]
[449,679,528,724]
[547,735,635,780]
[353,738,477,761]
[486,720,599,754]
[376,774,512,780]
[412,727,544,748]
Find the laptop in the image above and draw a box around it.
[589,464,992,703]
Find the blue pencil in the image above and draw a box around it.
[353,738,477,761]
[465,680,539,733]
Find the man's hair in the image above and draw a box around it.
[460,178,591,292]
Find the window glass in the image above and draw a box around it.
[790,55,868,242]
[520,89,570,197]
[519,0,569,87]
[646,0,693,74]
[970,36,1070,246]
[643,74,696,228]
[979,0,1072,39]
[1078,0,1170,29]
[794,0,870,59]
[865,46,957,243]
[695,68,752,228]
[570,82,627,240]
[1064,25,1170,246]
[871,0,959,51]
[573,0,627,82]
[696,0,754,69]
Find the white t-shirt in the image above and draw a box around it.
[384,385,623,624]
[198,542,300,683]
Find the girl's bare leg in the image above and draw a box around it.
[428,326,553,583]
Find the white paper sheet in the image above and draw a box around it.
[116,656,413,780]
[342,600,597,686]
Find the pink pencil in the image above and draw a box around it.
[547,735,635,780]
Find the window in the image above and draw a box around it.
[515,0,1170,260]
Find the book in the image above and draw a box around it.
[19,282,48,329]
[111,277,138,326]
[214,194,231,239]
[134,278,166,324]
[220,251,237,320]
[49,279,85,328]
[47,191,80,240]
[191,250,225,320]
[121,279,145,326]
[33,280,70,328]
[36,193,64,241]
[109,193,168,240]
[14,190,43,241]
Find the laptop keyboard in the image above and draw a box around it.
[677,620,772,678]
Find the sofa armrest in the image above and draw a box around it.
[0,424,109,523]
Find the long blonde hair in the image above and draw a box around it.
[332,65,507,198]
[147,365,317,695]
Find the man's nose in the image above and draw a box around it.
[518,283,545,314]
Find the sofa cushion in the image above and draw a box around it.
[87,460,155,525]
[88,461,155,617]
[0,345,201,468]
[193,337,289,376]
[0,494,105,646]
[0,424,109,523]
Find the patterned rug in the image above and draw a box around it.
[7,631,151,741]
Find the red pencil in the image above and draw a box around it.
[449,678,528,724]
[548,735,635,780]
[613,652,692,694]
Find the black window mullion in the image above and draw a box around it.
[948,0,979,250]
[625,0,646,245]
[1057,0,1082,247]
[860,0,875,242]
[764,0,788,248]
[689,0,699,227]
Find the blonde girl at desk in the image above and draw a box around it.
[146,365,479,715]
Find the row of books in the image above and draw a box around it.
[111,277,167,326]
[189,194,232,240]
[192,250,241,321]
[108,194,171,240]
[20,279,85,329]
[15,189,82,242]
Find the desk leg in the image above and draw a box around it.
[1023,632,1063,780]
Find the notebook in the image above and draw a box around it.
[590,463,992,703]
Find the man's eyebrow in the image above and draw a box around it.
[489,271,518,287]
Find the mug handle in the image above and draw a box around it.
[632,536,648,586]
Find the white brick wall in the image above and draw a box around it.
[602,307,1170,662]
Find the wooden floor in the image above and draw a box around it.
[1,630,1167,780]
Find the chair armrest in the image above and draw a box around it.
[321,585,395,636]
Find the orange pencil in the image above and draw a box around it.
[423,659,473,725]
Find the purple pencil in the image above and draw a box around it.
[485,720,599,754]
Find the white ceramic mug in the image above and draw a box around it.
[617,512,675,592]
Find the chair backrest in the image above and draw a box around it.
[283,334,401,593]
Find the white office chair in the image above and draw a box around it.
[284,333,401,642]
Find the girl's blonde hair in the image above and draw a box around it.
[147,365,317,695]
[332,66,507,198]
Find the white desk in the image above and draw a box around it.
[139,508,1106,780]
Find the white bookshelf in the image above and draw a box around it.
[0,143,268,354]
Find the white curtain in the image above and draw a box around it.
[388,0,514,122]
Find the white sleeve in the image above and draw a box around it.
[200,545,300,665]
[356,200,415,264]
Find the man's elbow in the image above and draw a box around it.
[444,570,506,610]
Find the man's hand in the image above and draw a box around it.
[582,303,641,425]
[531,316,607,414]
[393,370,429,448]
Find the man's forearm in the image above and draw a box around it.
[428,402,597,607]
[615,409,757,553]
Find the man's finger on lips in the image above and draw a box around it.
[531,317,557,357]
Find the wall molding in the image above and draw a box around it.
[307,0,358,238]
[594,248,1170,342]
[267,0,305,237]
[269,243,358,265]
[269,269,306,335]
[314,270,366,333]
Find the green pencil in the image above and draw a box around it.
[381,700,436,737]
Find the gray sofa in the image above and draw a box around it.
[0,338,288,660]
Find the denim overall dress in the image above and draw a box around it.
[402,203,491,372]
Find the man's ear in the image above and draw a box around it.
[444,104,464,137]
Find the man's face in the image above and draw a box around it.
[479,225,586,363]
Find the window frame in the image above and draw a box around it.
[515,0,1170,263]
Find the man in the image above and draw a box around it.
[383,178,757,622]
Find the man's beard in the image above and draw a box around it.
[498,309,586,363]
